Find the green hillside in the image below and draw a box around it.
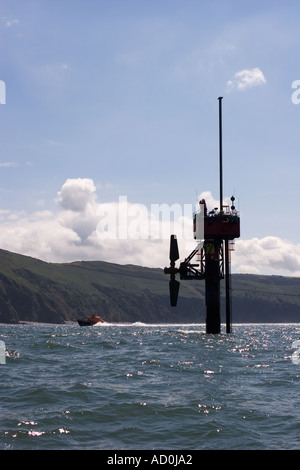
[0,249,299,324]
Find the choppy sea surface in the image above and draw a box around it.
[0,322,300,451]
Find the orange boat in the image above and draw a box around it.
[77,314,105,326]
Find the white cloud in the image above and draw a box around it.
[227,67,266,91]
[0,162,17,168]
[0,178,181,267]
[1,17,19,27]
[56,178,97,212]
[0,179,299,276]
[0,161,34,168]
[233,236,300,276]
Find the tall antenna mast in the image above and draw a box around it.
[218,97,223,213]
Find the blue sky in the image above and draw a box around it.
[1,0,300,275]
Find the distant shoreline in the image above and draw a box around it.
[1,321,299,326]
[1,249,300,325]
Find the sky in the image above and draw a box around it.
[1,0,300,276]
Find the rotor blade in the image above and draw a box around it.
[169,234,179,263]
[169,279,180,307]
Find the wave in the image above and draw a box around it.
[94,322,205,328]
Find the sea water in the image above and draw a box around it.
[0,322,299,451]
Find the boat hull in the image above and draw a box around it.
[78,320,97,326]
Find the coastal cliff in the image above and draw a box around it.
[0,249,299,324]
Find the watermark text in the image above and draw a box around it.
[0,340,6,364]
[0,80,6,104]
[291,80,300,104]
[96,196,204,241]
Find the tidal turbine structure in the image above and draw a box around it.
[164,97,240,334]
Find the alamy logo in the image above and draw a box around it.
[95,196,205,241]
[0,340,6,364]
[0,80,6,104]
[291,340,300,365]
[291,80,300,104]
